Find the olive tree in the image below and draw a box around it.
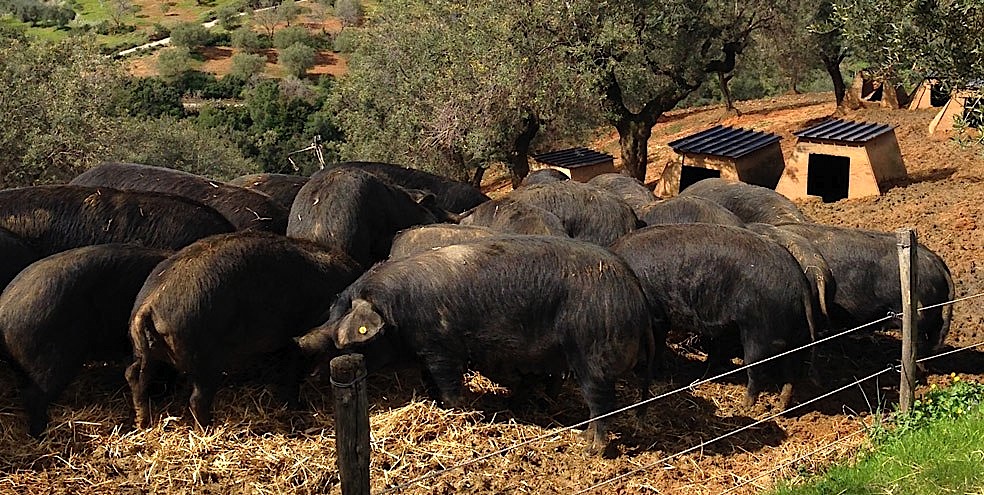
[230,52,267,79]
[279,42,316,78]
[832,0,984,88]
[334,0,364,29]
[169,21,211,50]
[333,0,604,186]
[0,35,126,186]
[231,26,262,53]
[563,0,772,180]
[156,46,194,81]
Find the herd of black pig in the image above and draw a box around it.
[0,162,953,455]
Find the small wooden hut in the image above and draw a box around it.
[659,125,783,197]
[531,147,616,182]
[908,77,948,110]
[928,87,983,135]
[776,119,907,203]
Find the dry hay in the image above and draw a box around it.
[0,356,881,494]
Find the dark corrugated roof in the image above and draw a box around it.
[667,125,780,159]
[533,147,613,169]
[793,118,894,143]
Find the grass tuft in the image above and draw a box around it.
[773,377,984,495]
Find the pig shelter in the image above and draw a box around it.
[531,147,616,182]
[776,119,907,203]
[659,125,783,197]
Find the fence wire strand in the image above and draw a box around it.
[578,336,984,494]
[378,314,893,494]
[574,365,898,494]
[377,291,984,494]
[918,291,984,312]
[717,429,867,495]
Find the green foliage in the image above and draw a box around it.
[156,46,194,81]
[169,21,211,49]
[106,116,260,179]
[230,52,267,79]
[276,0,301,26]
[105,0,137,29]
[215,3,243,30]
[0,34,262,187]
[555,0,778,179]
[194,77,341,174]
[331,26,358,53]
[169,70,246,99]
[278,41,316,78]
[754,1,825,94]
[149,22,170,42]
[831,0,984,86]
[0,0,76,28]
[333,0,605,180]
[250,6,280,37]
[231,26,262,53]
[773,379,984,495]
[891,375,984,436]
[272,25,311,49]
[116,76,185,118]
[0,34,128,186]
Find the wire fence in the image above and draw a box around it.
[716,429,868,495]
[377,291,984,494]
[574,364,900,493]
[577,332,984,494]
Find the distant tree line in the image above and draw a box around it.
[2,0,980,189]
[0,0,75,28]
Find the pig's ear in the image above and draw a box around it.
[337,298,386,347]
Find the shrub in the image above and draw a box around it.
[156,46,193,81]
[149,23,171,42]
[332,27,359,53]
[170,21,211,49]
[278,42,316,78]
[272,25,311,50]
[216,4,242,31]
[891,375,984,436]
[231,26,261,53]
[230,52,267,80]
[116,77,184,118]
[108,116,260,180]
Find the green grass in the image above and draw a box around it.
[9,0,244,50]
[1,15,70,41]
[773,379,984,495]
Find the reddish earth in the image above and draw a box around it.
[0,93,981,494]
[126,16,347,79]
[471,91,984,494]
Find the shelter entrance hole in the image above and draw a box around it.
[679,166,720,192]
[806,154,850,203]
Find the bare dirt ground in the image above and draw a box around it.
[1,93,982,494]
[126,16,347,79]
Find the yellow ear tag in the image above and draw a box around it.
[358,326,368,335]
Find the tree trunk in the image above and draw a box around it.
[616,118,654,182]
[507,115,540,189]
[821,54,847,107]
[718,72,737,113]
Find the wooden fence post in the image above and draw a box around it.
[331,354,370,495]
[896,228,918,413]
